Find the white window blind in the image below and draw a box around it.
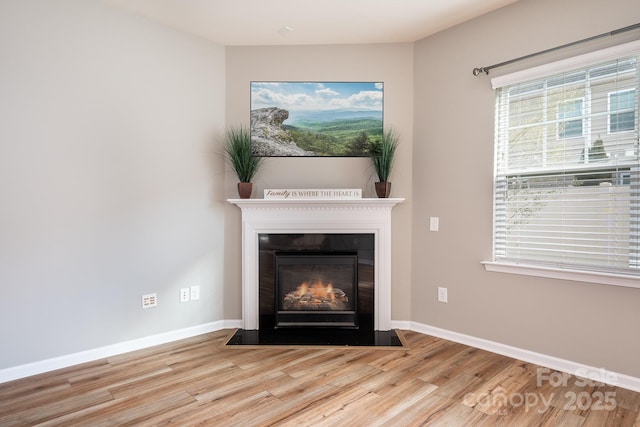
[492,43,640,276]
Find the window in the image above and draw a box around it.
[557,98,583,139]
[609,89,636,133]
[491,41,640,279]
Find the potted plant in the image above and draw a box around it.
[225,126,263,198]
[370,128,399,198]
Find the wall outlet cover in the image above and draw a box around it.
[437,287,448,303]
[190,286,200,301]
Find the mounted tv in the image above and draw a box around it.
[250,81,384,157]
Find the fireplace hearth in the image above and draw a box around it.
[225,328,405,347]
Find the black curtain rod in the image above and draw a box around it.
[472,22,640,76]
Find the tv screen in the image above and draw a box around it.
[250,81,384,157]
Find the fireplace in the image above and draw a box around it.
[259,233,374,330]
[228,197,403,332]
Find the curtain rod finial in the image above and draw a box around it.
[473,67,489,76]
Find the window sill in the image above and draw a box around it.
[482,261,640,289]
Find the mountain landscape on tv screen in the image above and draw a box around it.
[250,81,384,156]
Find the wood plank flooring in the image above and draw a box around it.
[1,329,639,426]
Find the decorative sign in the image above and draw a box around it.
[264,189,362,200]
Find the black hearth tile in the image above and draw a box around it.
[224,328,405,347]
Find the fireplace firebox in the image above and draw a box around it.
[275,253,358,328]
[259,233,374,331]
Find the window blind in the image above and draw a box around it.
[492,45,640,276]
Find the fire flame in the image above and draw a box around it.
[283,279,347,310]
[296,279,335,299]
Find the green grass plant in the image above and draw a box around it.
[225,126,263,182]
[370,129,399,182]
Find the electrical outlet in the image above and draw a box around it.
[190,286,200,301]
[142,293,157,309]
[180,288,190,303]
[437,287,448,303]
[429,217,439,232]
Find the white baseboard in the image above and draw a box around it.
[3,319,639,394]
[395,320,640,393]
[0,320,240,384]
[223,319,243,329]
[390,320,412,330]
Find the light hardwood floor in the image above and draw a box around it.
[1,329,639,426]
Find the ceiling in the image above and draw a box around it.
[101,0,520,46]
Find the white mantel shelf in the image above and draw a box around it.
[228,197,404,331]
[227,198,404,208]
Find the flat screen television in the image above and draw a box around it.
[250,81,384,157]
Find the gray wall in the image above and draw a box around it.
[223,44,414,322]
[0,0,227,368]
[412,0,640,377]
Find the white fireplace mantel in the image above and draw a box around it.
[228,198,404,331]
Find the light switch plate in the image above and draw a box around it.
[142,293,157,308]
